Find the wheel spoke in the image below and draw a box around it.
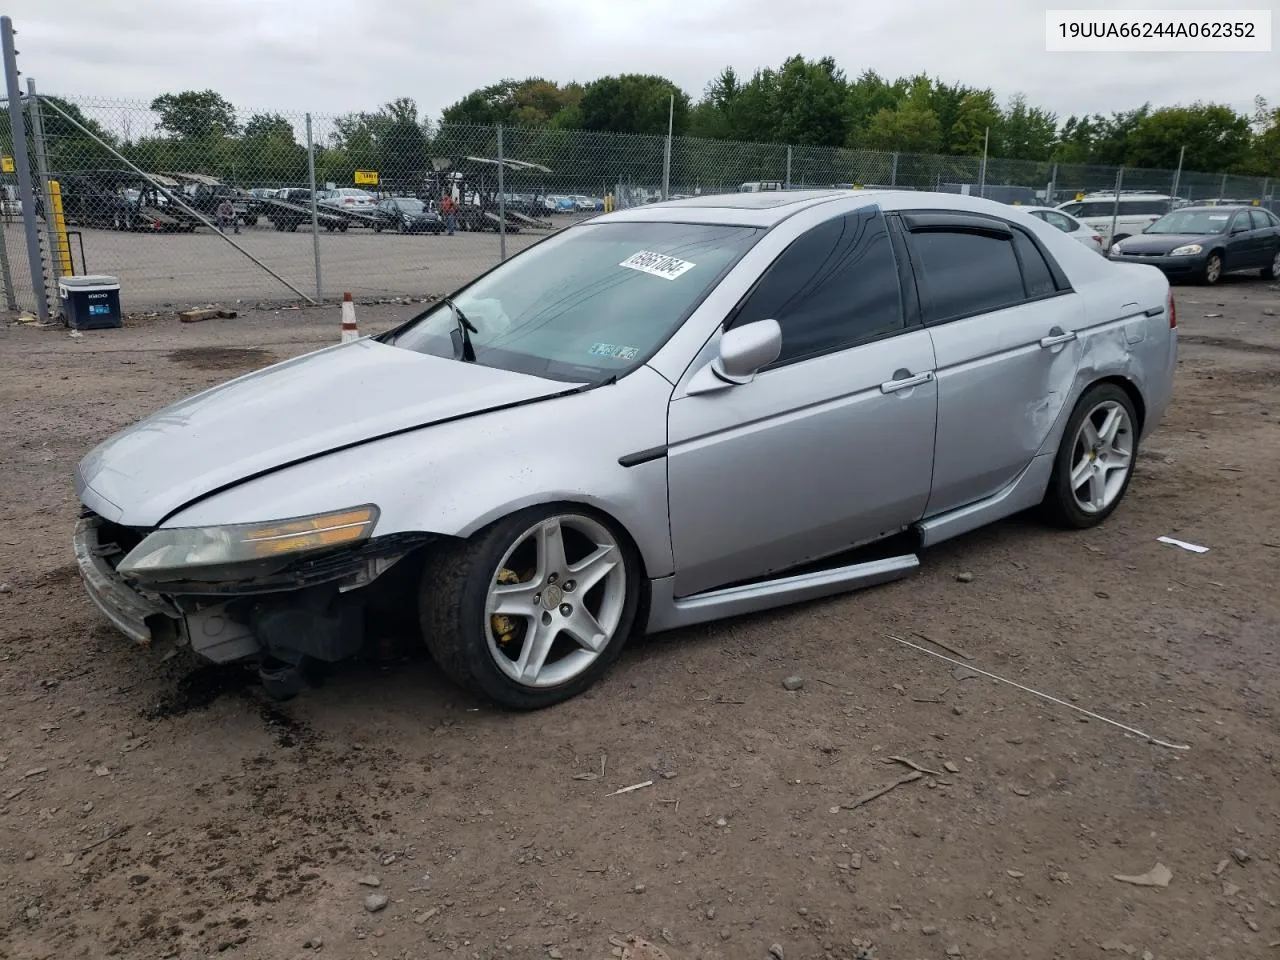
[1102,450,1131,474]
[568,544,618,595]
[563,605,607,652]
[515,622,557,683]
[1070,455,1093,490]
[490,580,540,617]
[1080,418,1101,449]
[1088,466,1107,510]
[1097,406,1121,445]
[535,519,568,580]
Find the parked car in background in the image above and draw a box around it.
[73,189,1175,709]
[265,188,349,232]
[319,188,378,214]
[1108,205,1280,284]
[371,197,445,234]
[1019,206,1104,252]
[1056,193,1174,246]
[574,195,602,212]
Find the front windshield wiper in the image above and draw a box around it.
[444,296,478,362]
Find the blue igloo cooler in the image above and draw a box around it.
[59,275,123,330]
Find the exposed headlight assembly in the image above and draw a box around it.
[1169,244,1203,256]
[117,505,379,581]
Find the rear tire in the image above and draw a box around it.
[419,505,642,709]
[1262,248,1280,280]
[1040,383,1138,530]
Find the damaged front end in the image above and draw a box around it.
[73,509,431,698]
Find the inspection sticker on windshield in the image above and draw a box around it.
[590,342,639,361]
[1208,215,1229,220]
[619,250,696,281]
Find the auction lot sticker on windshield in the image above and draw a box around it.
[620,250,696,281]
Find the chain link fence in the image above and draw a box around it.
[3,91,1276,315]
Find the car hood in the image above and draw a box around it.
[76,339,581,527]
[1120,233,1218,254]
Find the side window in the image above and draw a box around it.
[732,206,903,364]
[1057,213,1083,232]
[911,229,1026,322]
[1250,210,1269,230]
[1058,203,1083,217]
[1011,231,1057,298]
[1266,210,1280,227]
[1044,211,1073,232]
[1231,211,1253,233]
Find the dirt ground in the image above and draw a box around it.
[1,279,1279,960]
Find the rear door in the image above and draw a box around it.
[1253,209,1280,269]
[1227,210,1266,267]
[901,212,1084,516]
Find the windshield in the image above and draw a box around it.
[1145,210,1233,234]
[388,220,763,381]
[393,199,425,213]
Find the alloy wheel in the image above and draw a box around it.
[1205,254,1222,284]
[1069,400,1134,515]
[483,514,626,688]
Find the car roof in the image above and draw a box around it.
[1173,204,1254,214]
[594,189,1066,228]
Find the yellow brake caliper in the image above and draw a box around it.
[491,568,524,646]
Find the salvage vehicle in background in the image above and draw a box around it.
[73,190,1176,709]
[1109,205,1280,284]
[371,197,446,234]
[1056,192,1174,247]
[1019,206,1104,252]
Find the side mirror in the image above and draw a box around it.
[686,319,782,395]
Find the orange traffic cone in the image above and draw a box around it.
[341,292,359,342]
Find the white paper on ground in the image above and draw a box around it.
[1157,535,1209,553]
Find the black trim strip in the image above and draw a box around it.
[618,445,668,468]
[902,212,1012,238]
[1144,305,1165,317]
[154,384,592,527]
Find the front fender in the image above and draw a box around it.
[163,366,677,579]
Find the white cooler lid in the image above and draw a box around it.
[59,274,120,289]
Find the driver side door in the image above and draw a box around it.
[666,206,938,597]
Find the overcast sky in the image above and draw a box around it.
[20,0,1268,125]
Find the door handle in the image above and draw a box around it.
[880,369,934,394]
[1039,329,1078,348]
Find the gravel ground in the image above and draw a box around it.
[1,278,1279,960]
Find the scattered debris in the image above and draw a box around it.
[1012,787,1032,797]
[1223,881,1241,897]
[944,761,960,773]
[769,944,785,960]
[609,780,653,796]
[921,924,939,935]
[4,787,25,801]
[1113,863,1172,888]
[955,572,974,583]
[179,307,238,323]
[413,907,439,924]
[1006,870,1025,879]
[1214,859,1231,876]
[782,675,805,691]
[885,755,943,777]
[21,766,49,779]
[1232,847,1251,865]
[363,893,388,912]
[1100,941,1136,954]
[1204,312,1223,318]
[946,947,962,957]
[548,948,564,959]
[357,875,381,887]
[304,936,323,949]
[94,765,110,777]
[842,770,923,809]
[22,849,35,861]
[1157,535,1209,554]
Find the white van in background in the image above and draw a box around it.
[1056,193,1175,246]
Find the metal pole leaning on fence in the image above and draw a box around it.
[1170,145,1185,209]
[496,124,506,263]
[306,113,321,300]
[662,94,673,201]
[890,152,898,188]
[40,95,317,304]
[978,127,989,198]
[785,146,792,190]
[26,80,60,291]
[1,17,49,320]
[1109,167,1124,247]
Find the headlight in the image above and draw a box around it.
[117,505,379,580]
[1110,243,1123,255]
[1169,244,1202,256]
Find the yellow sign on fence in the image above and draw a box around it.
[354,170,379,186]
[1,156,14,173]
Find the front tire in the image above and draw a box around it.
[1040,383,1138,529]
[419,505,641,709]
[1201,251,1223,285]
[1262,248,1280,280]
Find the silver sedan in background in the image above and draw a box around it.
[73,190,1177,708]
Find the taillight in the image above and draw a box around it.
[1168,290,1176,328]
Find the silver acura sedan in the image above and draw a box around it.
[73,190,1177,708]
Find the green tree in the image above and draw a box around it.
[1089,106,1151,165]
[1000,94,1057,161]
[150,90,238,140]
[1125,102,1251,172]
[844,70,905,143]
[772,56,848,146]
[949,90,1002,156]
[22,95,119,171]
[238,113,306,185]
[579,74,690,136]
[1052,114,1102,164]
[861,103,943,153]
[688,67,741,140]
[1244,96,1280,176]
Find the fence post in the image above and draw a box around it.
[306,113,322,301]
[26,79,60,290]
[1048,163,1058,204]
[1219,172,1228,199]
[1,18,49,320]
[1170,145,1185,211]
[785,145,792,189]
[1108,167,1124,248]
[497,124,506,263]
[889,152,899,188]
[661,93,673,201]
